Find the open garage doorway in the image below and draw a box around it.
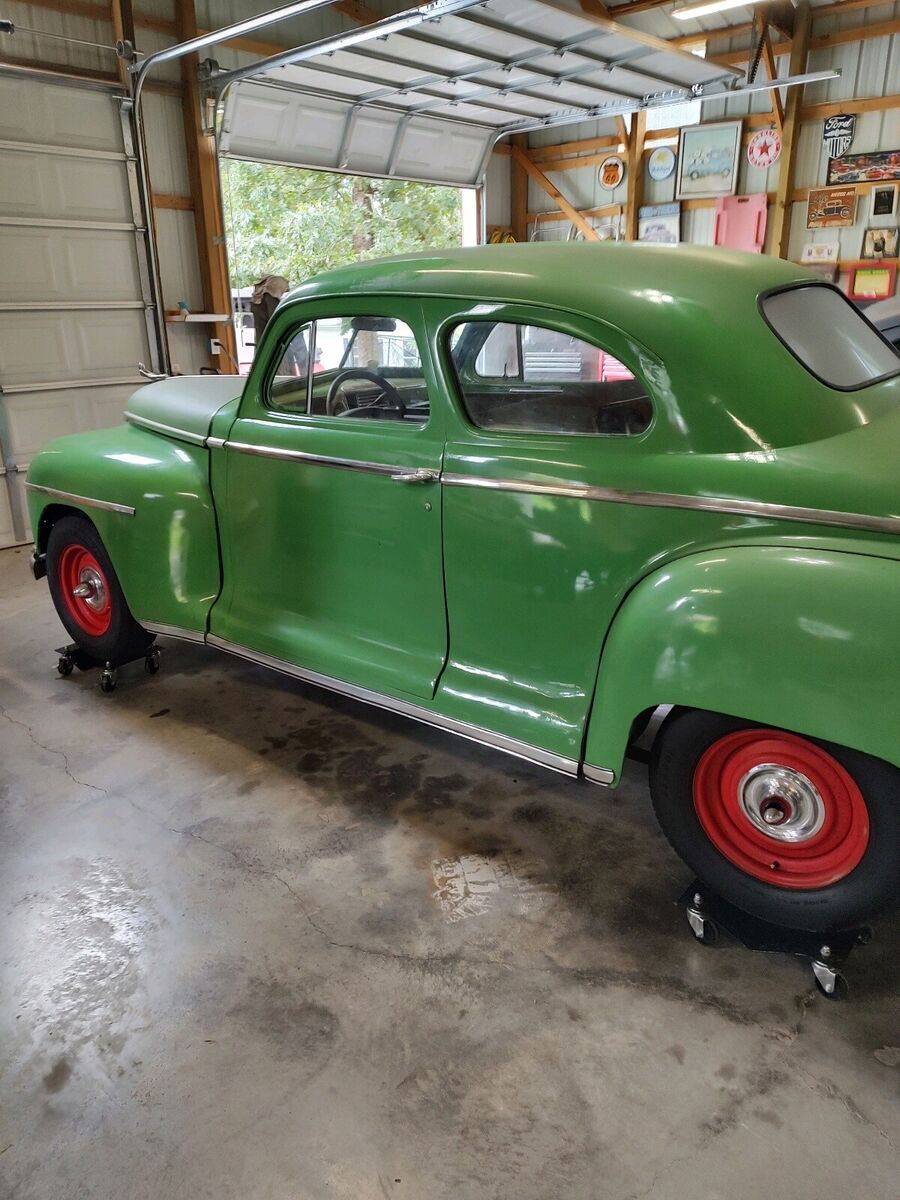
[220,161,478,373]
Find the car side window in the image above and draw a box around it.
[449,321,652,437]
[309,315,429,423]
[268,323,312,412]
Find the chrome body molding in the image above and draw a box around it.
[125,411,208,446]
[141,621,207,644]
[205,435,227,449]
[206,633,579,776]
[583,763,616,786]
[441,473,900,538]
[221,439,420,478]
[24,482,136,517]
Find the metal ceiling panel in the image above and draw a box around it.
[217,0,742,185]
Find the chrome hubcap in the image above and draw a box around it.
[72,567,106,613]
[738,763,825,843]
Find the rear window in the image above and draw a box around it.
[760,284,900,390]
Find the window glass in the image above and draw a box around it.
[761,285,900,389]
[268,323,312,411]
[310,316,429,423]
[450,320,652,436]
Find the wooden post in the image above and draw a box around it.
[771,2,811,259]
[109,0,134,88]
[510,134,529,241]
[176,0,238,372]
[623,110,646,241]
[509,145,600,241]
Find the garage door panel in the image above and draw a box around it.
[0,476,16,545]
[0,311,148,386]
[0,227,140,304]
[0,75,123,151]
[0,150,132,223]
[2,384,135,460]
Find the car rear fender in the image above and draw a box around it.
[582,545,900,783]
[27,423,219,636]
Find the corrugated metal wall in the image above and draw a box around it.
[514,1,900,265]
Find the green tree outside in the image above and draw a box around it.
[221,160,463,290]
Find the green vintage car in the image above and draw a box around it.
[26,244,900,933]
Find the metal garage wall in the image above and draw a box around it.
[0,72,152,547]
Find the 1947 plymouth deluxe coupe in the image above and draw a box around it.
[25,244,900,933]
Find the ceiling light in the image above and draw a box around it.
[672,0,756,21]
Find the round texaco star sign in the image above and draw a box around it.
[747,128,782,169]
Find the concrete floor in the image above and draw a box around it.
[1,543,897,1200]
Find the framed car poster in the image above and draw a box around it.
[638,203,680,243]
[675,121,742,200]
[826,149,900,186]
[806,186,857,229]
[861,227,899,259]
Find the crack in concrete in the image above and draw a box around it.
[0,707,109,798]
[793,1063,897,1149]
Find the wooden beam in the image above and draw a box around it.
[771,2,810,260]
[615,115,630,152]
[109,0,134,89]
[510,134,529,243]
[623,109,646,242]
[176,0,238,373]
[803,92,900,120]
[578,0,611,20]
[527,203,622,225]
[760,25,784,134]
[510,145,600,241]
[153,193,195,211]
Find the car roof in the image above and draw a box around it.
[284,242,808,321]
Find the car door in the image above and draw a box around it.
[210,297,447,701]
[421,298,667,762]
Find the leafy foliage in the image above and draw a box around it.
[222,160,463,289]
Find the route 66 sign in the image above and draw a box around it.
[747,128,782,169]
[598,155,625,190]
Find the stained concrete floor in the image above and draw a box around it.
[1,542,898,1200]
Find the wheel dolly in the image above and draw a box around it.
[55,641,160,693]
[679,881,872,1000]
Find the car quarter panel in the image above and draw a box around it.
[27,423,220,634]
[583,546,900,781]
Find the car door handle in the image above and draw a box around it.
[390,468,439,484]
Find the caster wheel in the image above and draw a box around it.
[57,656,74,677]
[812,961,848,1001]
[693,917,719,947]
[99,670,117,694]
[144,650,160,675]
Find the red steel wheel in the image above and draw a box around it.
[693,729,869,890]
[57,543,112,637]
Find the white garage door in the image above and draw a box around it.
[0,71,153,548]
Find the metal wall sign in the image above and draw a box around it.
[598,155,625,190]
[822,114,855,159]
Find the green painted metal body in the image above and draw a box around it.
[25,244,900,777]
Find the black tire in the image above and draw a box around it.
[46,514,152,663]
[650,709,900,932]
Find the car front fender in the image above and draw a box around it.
[583,546,900,782]
[27,423,219,635]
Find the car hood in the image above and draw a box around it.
[125,375,243,445]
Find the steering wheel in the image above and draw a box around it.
[325,369,406,417]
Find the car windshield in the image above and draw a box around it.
[761,284,900,390]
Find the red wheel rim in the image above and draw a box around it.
[693,729,868,889]
[57,544,112,637]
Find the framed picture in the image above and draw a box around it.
[806,186,856,229]
[870,183,898,220]
[638,202,680,244]
[861,227,899,259]
[676,121,742,200]
[800,241,840,265]
[846,262,897,301]
[827,149,900,186]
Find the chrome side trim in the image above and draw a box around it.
[125,411,208,446]
[141,621,207,644]
[24,482,135,516]
[205,435,227,449]
[442,473,900,538]
[206,633,579,776]
[223,439,406,478]
[583,764,616,786]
